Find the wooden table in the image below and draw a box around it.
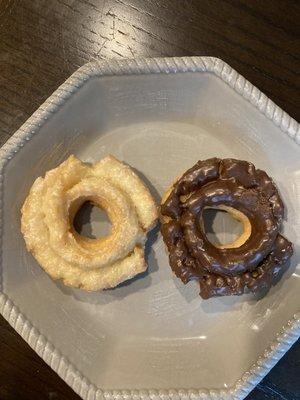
[0,1,299,399]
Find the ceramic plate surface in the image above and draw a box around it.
[0,57,299,400]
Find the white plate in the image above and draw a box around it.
[0,57,299,400]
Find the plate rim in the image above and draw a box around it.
[0,56,299,400]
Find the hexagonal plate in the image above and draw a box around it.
[0,57,299,400]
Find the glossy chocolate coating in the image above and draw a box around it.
[199,234,293,299]
[161,158,293,299]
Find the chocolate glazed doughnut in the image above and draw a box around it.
[160,158,293,299]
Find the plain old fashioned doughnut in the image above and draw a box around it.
[160,158,293,299]
[21,155,158,290]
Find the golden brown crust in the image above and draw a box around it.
[21,155,158,290]
[201,205,252,249]
[93,155,158,230]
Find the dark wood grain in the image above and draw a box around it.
[0,0,299,399]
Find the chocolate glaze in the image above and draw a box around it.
[199,234,293,299]
[160,158,293,299]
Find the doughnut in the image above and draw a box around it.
[160,158,293,299]
[21,155,158,290]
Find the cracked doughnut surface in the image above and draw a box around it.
[21,155,158,290]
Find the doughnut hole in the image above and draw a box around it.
[73,201,112,239]
[201,205,251,249]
